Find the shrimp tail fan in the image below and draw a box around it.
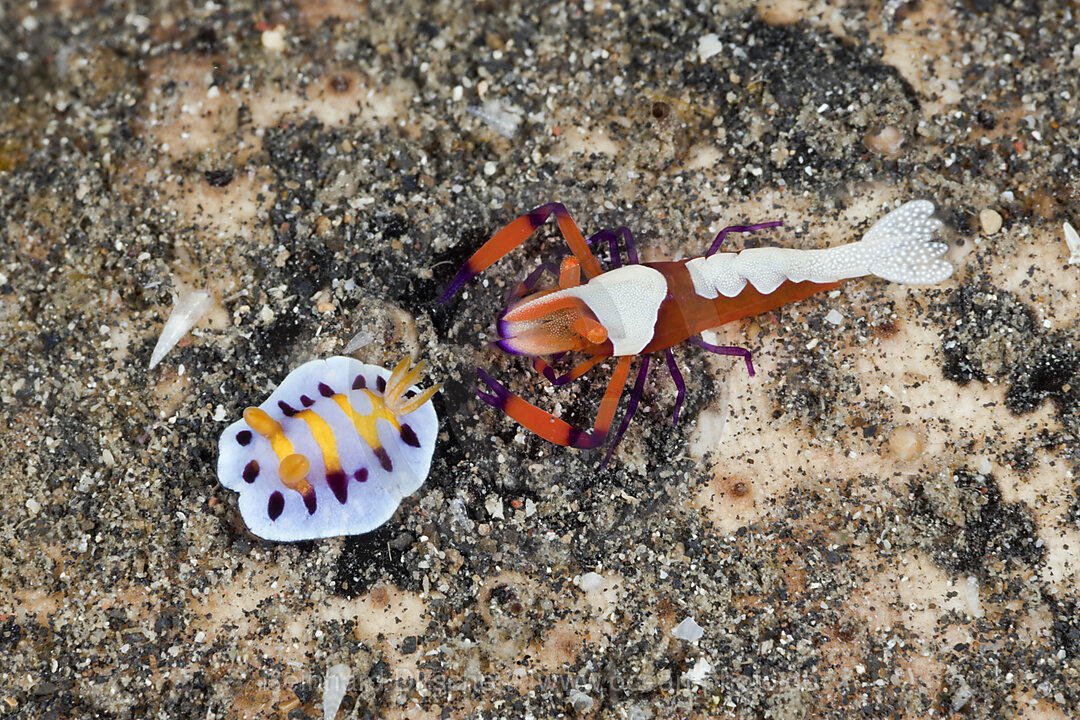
[860,200,953,285]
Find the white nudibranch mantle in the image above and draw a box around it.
[217,356,440,542]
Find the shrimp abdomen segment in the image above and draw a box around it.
[641,261,837,354]
[685,245,864,298]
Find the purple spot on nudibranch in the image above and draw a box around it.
[354,468,368,482]
[268,492,285,520]
[405,389,417,399]
[327,470,348,504]
[352,375,366,390]
[400,424,420,448]
[318,382,335,397]
[375,447,393,472]
[278,401,298,416]
[243,460,260,483]
[236,430,252,446]
[376,376,387,393]
[302,489,317,515]
[300,395,315,407]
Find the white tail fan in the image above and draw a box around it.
[861,200,953,284]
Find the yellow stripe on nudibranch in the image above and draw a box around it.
[296,408,344,475]
[243,407,313,496]
[278,453,312,495]
[243,407,295,459]
[331,392,399,449]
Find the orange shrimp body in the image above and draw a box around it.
[440,201,951,460]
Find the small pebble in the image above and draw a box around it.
[824,309,844,326]
[568,689,594,714]
[261,25,286,52]
[979,208,1003,234]
[888,425,923,461]
[698,33,723,62]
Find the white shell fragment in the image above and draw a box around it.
[1064,220,1080,265]
[149,289,213,369]
[672,616,705,641]
[961,575,984,618]
[217,356,440,542]
[342,329,374,354]
[323,663,351,720]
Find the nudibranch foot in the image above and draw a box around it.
[217,356,440,542]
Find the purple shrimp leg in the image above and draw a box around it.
[586,227,638,267]
[705,221,784,257]
[664,348,686,425]
[475,367,510,410]
[505,262,560,304]
[602,356,651,468]
[585,231,619,268]
[618,228,639,264]
[586,230,621,268]
[534,358,606,386]
[690,336,756,377]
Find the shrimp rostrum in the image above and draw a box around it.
[440,201,952,460]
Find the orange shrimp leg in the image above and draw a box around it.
[602,355,651,467]
[439,203,603,303]
[559,256,582,288]
[476,357,632,449]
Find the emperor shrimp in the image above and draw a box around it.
[217,356,440,541]
[439,201,952,460]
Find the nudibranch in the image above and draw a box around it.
[217,356,440,542]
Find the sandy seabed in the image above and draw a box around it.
[1,1,1079,718]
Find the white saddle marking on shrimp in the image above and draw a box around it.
[566,264,669,356]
